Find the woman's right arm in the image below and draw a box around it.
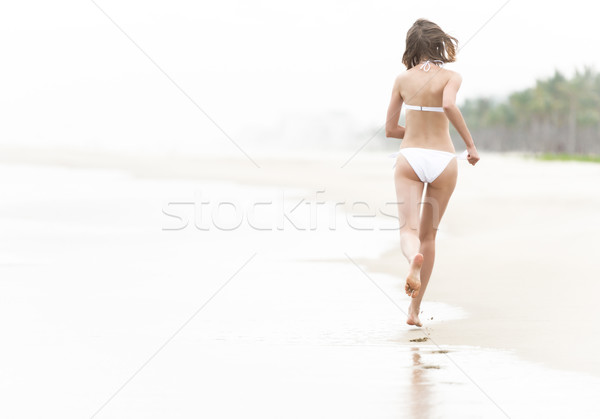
[443,72,480,166]
[385,76,406,139]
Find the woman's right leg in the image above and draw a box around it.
[394,155,425,298]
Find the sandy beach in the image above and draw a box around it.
[1,145,599,417]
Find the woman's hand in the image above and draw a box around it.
[466,146,480,166]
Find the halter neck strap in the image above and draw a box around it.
[419,60,445,72]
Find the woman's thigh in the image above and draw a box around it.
[420,158,458,239]
[394,155,425,232]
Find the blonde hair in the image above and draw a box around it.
[402,19,458,69]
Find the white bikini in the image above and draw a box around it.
[390,60,467,184]
[391,148,467,183]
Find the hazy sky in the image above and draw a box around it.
[1,1,598,153]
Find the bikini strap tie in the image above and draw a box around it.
[419,60,445,72]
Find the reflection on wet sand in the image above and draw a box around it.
[409,347,432,419]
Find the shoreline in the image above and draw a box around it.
[2,145,599,378]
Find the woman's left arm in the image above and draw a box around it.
[385,77,405,139]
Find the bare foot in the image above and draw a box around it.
[406,304,423,327]
[405,253,423,298]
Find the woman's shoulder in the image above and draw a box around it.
[392,71,408,92]
[393,67,462,88]
[442,68,462,81]
[393,69,414,88]
[397,66,461,77]
[394,70,410,82]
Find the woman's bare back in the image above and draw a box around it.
[396,65,456,152]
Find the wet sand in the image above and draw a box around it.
[1,145,600,417]
[3,145,598,377]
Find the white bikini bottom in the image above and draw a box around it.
[390,148,468,184]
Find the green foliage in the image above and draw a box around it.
[463,68,600,128]
[459,67,600,154]
[537,153,600,163]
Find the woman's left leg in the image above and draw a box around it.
[408,158,458,326]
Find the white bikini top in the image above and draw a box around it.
[405,60,445,112]
[404,104,444,112]
[419,59,444,72]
